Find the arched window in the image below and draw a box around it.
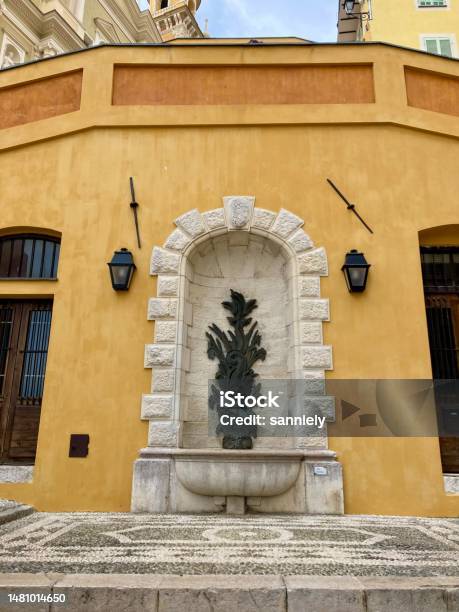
[0,234,60,279]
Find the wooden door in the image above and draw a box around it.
[0,300,52,463]
[425,295,459,473]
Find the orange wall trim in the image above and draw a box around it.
[0,70,83,130]
[112,64,375,106]
[405,67,459,117]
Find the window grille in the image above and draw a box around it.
[0,235,60,279]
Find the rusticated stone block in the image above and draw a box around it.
[150,247,180,275]
[202,208,226,230]
[300,299,330,321]
[155,321,178,343]
[157,276,179,297]
[298,276,321,297]
[148,298,178,320]
[175,209,206,238]
[300,322,323,344]
[304,395,336,420]
[144,345,175,368]
[141,394,173,419]
[302,373,326,395]
[298,247,328,276]
[148,421,180,447]
[288,229,314,253]
[252,208,277,230]
[301,346,333,369]
[152,369,175,393]
[164,228,191,252]
[271,208,303,238]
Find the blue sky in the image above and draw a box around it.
[137,1,339,42]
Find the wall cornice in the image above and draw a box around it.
[1,44,459,151]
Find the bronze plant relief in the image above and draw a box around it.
[206,289,267,449]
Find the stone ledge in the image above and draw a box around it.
[0,465,33,484]
[0,574,456,612]
[444,474,459,494]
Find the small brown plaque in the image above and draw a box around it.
[69,434,89,458]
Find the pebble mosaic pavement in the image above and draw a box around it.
[0,513,457,576]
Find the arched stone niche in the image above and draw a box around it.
[142,197,334,450]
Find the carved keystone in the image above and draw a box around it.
[223,196,255,230]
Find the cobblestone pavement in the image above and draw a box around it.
[0,513,457,576]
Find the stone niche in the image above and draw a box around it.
[131,196,344,515]
[184,230,293,450]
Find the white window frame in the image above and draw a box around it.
[416,0,449,9]
[420,33,457,57]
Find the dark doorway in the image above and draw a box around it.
[0,300,53,463]
[421,247,459,473]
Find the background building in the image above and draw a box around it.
[338,0,459,57]
[0,0,202,68]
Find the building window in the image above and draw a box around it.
[161,0,168,8]
[420,246,459,474]
[0,235,60,279]
[422,36,454,57]
[418,0,447,6]
[421,247,459,293]
[0,300,53,463]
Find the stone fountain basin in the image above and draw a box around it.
[142,448,309,498]
[176,452,301,498]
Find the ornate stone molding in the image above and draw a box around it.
[144,197,333,449]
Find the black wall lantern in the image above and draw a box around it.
[341,249,371,293]
[108,248,136,291]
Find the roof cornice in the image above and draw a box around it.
[4,0,86,48]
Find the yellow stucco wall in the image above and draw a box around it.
[0,43,458,516]
[369,0,459,54]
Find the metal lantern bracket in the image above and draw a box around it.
[327,179,374,234]
[129,177,142,249]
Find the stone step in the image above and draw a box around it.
[0,574,457,611]
[0,501,34,526]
